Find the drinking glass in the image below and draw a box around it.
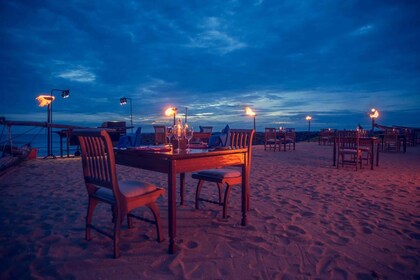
[166,126,173,145]
[185,126,194,151]
[173,123,183,152]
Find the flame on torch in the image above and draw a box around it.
[369,108,379,119]
[245,107,256,116]
[36,95,55,107]
[165,107,177,116]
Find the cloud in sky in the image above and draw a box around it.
[0,0,419,133]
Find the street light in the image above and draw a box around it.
[305,115,312,142]
[369,108,379,135]
[245,107,256,131]
[120,97,133,133]
[185,107,188,124]
[36,89,70,159]
[165,107,178,125]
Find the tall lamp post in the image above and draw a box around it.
[306,115,312,142]
[185,107,188,124]
[165,107,178,125]
[245,107,256,131]
[120,97,133,133]
[369,108,379,135]
[36,89,70,159]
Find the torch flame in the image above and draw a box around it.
[165,107,177,116]
[369,108,379,119]
[306,115,312,121]
[245,107,256,116]
[36,95,55,107]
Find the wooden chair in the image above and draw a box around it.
[76,129,165,258]
[191,129,255,219]
[264,128,279,151]
[383,129,401,152]
[319,129,333,145]
[336,130,362,170]
[153,125,167,145]
[281,128,296,151]
[199,126,213,133]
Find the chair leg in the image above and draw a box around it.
[222,184,232,219]
[113,211,122,259]
[195,180,204,209]
[217,183,223,204]
[147,202,163,242]
[86,197,98,241]
[127,214,133,229]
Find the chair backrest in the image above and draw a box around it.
[154,125,167,145]
[384,128,398,142]
[76,129,118,194]
[228,129,255,167]
[199,126,213,133]
[132,127,142,147]
[264,128,277,141]
[336,130,360,149]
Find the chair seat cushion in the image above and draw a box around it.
[95,180,157,201]
[340,148,358,153]
[193,168,241,179]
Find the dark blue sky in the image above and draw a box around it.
[1,0,419,132]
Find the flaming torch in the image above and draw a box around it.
[165,107,178,125]
[306,115,312,142]
[369,108,379,135]
[245,107,256,131]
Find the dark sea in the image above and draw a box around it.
[0,132,79,157]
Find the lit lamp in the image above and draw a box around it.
[245,107,256,131]
[165,107,178,125]
[36,89,70,159]
[306,115,312,142]
[119,97,133,133]
[369,108,379,135]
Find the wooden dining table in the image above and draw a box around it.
[333,137,380,170]
[114,146,250,254]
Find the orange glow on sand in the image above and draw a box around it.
[36,95,55,107]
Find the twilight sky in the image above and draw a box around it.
[1,0,419,132]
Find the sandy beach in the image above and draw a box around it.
[0,142,419,279]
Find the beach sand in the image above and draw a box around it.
[0,142,419,279]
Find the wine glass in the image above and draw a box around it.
[185,125,194,151]
[166,126,173,146]
[173,123,183,152]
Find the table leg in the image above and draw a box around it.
[241,162,248,226]
[333,139,337,166]
[370,139,375,170]
[180,173,185,206]
[66,132,70,158]
[168,166,177,254]
[60,135,63,158]
[376,141,379,167]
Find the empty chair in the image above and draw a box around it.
[319,129,333,145]
[336,130,362,170]
[264,127,279,151]
[383,129,401,152]
[192,129,255,219]
[153,125,167,145]
[131,127,142,147]
[76,129,165,258]
[116,127,142,148]
[199,126,213,133]
[281,128,296,151]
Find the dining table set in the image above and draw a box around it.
[114,130,251,254]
